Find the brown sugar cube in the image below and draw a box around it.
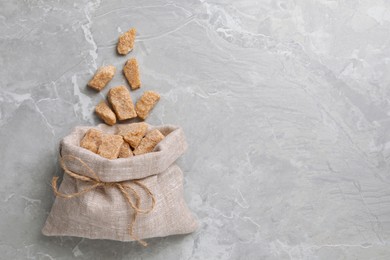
[95,101,116,126]
[117,28,136,55]
[118,142,133,158]
[97,134,124,159]
[80,129,103,154]
[123,58,141,90]
[88,65,116,91]
[117,122,147,136]
[118,122,148,149]
[108,86,137,120]
[133,129,165,156]
[135,91,160,120]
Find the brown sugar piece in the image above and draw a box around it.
[123,58,141,90]
[88,65,116,91]
[118,142,133,158]
[108,86,137,120]
[118,122,148,149]
[97,134,124,159]
[95,101,116,126]
[136,91,160,120]
[117,28,136,55]
[133,129,165,155]
[80,129,103,154]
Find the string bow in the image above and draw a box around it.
[51,155,156,246]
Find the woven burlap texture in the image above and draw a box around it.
[42,124,198,242]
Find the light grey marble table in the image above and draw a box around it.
[1,0,390,259]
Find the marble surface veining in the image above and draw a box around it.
[1,0,390,259]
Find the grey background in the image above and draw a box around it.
[1,0,390,259]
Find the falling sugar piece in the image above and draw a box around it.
[123,58,141,90]
[117,28,136,55]
[108,86,137,120]
[88,65,116,91]
[95,101,117,126]
[136,91,160,120]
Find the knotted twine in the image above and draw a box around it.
[51,155,156,246]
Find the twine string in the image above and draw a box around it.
[51,155,155,246]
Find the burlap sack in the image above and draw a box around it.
[42,124,198,243]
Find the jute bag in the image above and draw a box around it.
[42,124,198,245]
